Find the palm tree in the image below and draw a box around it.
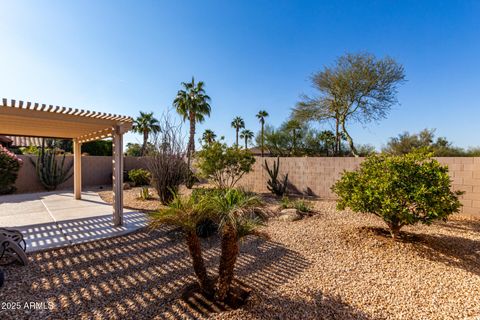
[208,189,263,301]
[231,116,245,146]
[202,129,216,145]
[149,195,214,296]
[239,129,254,149]
[173,77,211,171]
[256,110,269,157]
[132,112,161,156]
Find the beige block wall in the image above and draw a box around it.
[13,155,148,194]
[238,157,480,218]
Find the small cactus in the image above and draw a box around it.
[264,157,288,196]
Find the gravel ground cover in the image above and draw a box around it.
[1,201,479,319]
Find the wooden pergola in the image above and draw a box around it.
[0,98,133,226]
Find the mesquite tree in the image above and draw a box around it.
[293,53,405,156]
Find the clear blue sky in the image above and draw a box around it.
[1,0,479,150]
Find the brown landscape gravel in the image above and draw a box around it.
[1,200,479,319]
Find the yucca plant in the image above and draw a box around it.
[207,189,264,301]
[32,149,73,191]
[264,157,288,196]
[149,195,214,295]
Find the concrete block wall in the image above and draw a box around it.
[238,157,480,218]
[12,155,148,194]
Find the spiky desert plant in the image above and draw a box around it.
[149,195,214,295]
[32,149,73,191]
[264,157,288,196]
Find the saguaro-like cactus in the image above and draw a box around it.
[264,157,288,196]
[32,150,73,191]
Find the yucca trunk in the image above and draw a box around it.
[215,225,239,301]
[186,231,213,295]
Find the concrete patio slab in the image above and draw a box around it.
[0,190,148,252]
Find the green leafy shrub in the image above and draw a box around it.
[32,150,73,191]
[332,151,463,239]
[196,141,255,189]
[128,168,151,186]
[0,145,23,194]
[265,157,289,196]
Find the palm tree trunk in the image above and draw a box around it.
[235,129,239,147]
[215,226,239,301]
[187,111,196,169]
[244,137,248,149]
[186,231,214,295]
[261,123,264,157]
[142,130,148,156]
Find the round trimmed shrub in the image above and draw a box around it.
[128,168,151,186]
[332,151,463,239]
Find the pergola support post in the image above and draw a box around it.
[73,139,82,200]
[112,126,124,226]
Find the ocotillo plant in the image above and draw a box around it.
[32,149,73,191]
[264,157,288,196]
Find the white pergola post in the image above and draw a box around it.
[73,139,82,200]
[112,126,124,226]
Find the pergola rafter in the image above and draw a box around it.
[0,98,133,226]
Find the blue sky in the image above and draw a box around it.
[1,0,479,150]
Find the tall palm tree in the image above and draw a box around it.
[239,129,254,149]
[202,129,216,145]
[231,116,245,146]
[256,110,269,157]
[133,112,161,156]
[173,77,211,171]
[149,195,214,296]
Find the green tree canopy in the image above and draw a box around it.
[293,52,405,156]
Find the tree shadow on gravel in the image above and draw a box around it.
[239,290,377,320]
[440,219,480,233]
[402,231,480,277]
[0,228,312,320]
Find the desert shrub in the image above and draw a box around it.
[265,157,288,196]
[0,145,23,194]
[128,168,151,186]
[32,149,73,191]
[332,151,463,239]
[196,141,255,189]
[281,196,313,213]
[147,114,188,204]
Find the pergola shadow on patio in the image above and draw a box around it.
[0,191,147,252]
[0,98,133,226]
